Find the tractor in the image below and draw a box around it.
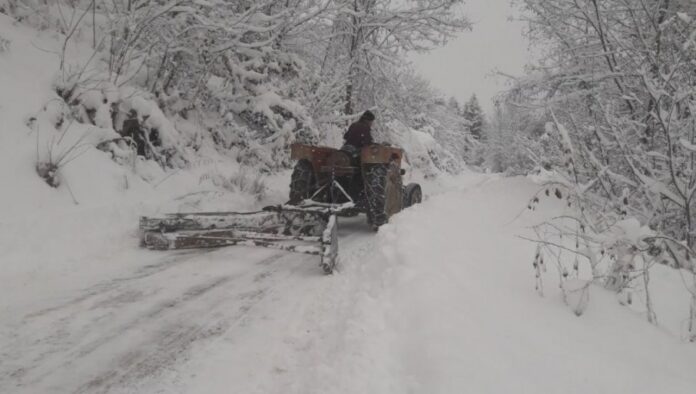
[288,143,422,229]
[139,143,422,274]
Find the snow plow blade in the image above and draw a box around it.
[139,203,347,274]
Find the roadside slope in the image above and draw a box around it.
[310,173,696,394]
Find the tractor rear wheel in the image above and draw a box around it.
[364,162,402,230]
[289,160,314,205]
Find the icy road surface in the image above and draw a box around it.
[2,174,696,394]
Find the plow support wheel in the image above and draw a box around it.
[320,214,339,274]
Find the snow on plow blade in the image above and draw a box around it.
[139,203,345,274]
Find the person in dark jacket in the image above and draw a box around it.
[341,111,376,204]
[343,110,375,149]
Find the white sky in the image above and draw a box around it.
[410,0,533,113]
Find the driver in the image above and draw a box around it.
[343,110,375,149]
[341,110,376,204]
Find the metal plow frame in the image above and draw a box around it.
[139,202,349,274]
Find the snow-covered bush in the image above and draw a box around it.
[199,168,267,202]
[229,170,267,201]
[527,175,690,334]
[382,120,463,177]
[483,101,551,175]
[0,0,53,30]
[496,0,696,336]
[13,0,472,182]
[562,279,591,317]
[53,75,191,169]
[370,70,478,173]
[513,0,696,255]
[31,101,119,189]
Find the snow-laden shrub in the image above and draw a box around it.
[229,170,267,201]
[11,0,473,185]
[53,71,196,169]
[507,0,696,336]
[562,279,591,317]
[193,50,320,170]
[484,131,536,175]
[363,69,476,170]
[526,176,683,329]
[0,0,51,30]
[199,168,267,201]
[11,0,471,175]
[408,107,480,168]
[96,137,137,169]
[31,101,119,188]
[482,99,554,175]
[382,120,462,177]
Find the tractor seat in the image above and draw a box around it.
[321,149,355,175]
[340,144,360,166]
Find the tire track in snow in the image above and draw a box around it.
[2,211,401,394]
[1,250,216,384]
[75,278,273,393]
[0,251,286,394]
[22,250,212,321]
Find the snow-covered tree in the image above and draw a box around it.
[4,0,473,174]
[320,0,470,117]
[447,96,461,114]
[484,100,541,174]
[505,0,696,333]
[462,94,485,140]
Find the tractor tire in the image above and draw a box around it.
[364,162,402,230]
[403,183,422,208]
[289,160,314,205]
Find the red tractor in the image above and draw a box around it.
[288,143,422,229]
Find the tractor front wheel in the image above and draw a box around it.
[403,183,422,208]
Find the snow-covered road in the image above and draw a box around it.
[0,215,376,393]
[2,173,696,394]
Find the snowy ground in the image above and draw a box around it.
[2,173,696,394]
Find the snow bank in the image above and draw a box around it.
[277,173,696,393]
